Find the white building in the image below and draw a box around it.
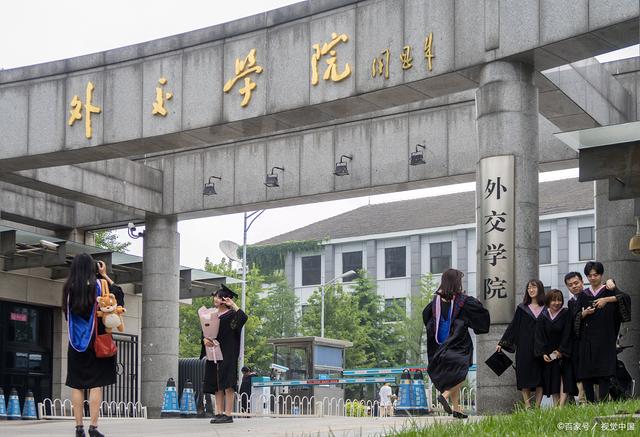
[256,178,594,314]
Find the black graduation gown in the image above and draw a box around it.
[534,308,572,396]
[201,309,248,392]
[561,296,582,396]
[66,283,125,389]
[574,286,631,381]
[423,295,490,392]
[499,304,544,390]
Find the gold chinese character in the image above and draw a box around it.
[371,49,390,79]
[311,32,351,85]
[400,45,413,70]
[67,81,101,139]
[152,77,173,116]
[424,32,434,71]
[223,48,263,107]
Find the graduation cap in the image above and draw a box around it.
[212,283,239,299]
[485,350,513,376]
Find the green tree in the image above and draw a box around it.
[392,273,436,364]
[94,230,130,253]
[257,271,299,337]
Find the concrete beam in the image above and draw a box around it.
[0,158,163,215]
[145,96,576,218]
[542,57,635,129]
[0,182,75,230]
[0,0,636,171]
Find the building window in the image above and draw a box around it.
[430,242,451,274]
[579,226,594,261]
[301,255,321,286]
[385,247,406,278]
[539,231,551,265]
[385,298,406,321]
[342,251,362,277]
[301,305,309,318]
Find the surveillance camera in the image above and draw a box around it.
[127,222,135,230]
[629,234,640,255]
[39,240,59,250]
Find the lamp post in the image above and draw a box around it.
[320,270,357,338]
[239,210,264,374]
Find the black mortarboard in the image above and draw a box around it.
[485,350,513,376]
[212,283,239,299]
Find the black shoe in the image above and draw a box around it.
[453,410,468,419]
[210,414,225,424]
[88,426,105,437]
[213,414,233,424]
[437,394,452,414]
[75,426,86,437]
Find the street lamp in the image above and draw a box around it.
[320,270,358,338]
[239,210,264,373]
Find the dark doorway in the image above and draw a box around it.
[0,300,53,406]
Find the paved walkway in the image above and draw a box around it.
[0,415,472,437]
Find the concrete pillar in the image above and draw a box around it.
[410,235,421,300]
[284,251,295,288]
[324,244,335,282]
[594,180,640,390]
[366,240,377,280]
[556,218,569,297]
[475,61,539,413]
[141,215,180,418]
[456,230,469,292]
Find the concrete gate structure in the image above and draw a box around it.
[1,0,640,415]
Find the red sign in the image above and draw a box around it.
[10,312,28,322]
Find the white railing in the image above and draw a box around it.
[228,387,478,418]
[38,398,147,420]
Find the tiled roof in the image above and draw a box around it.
[256,178,593,245]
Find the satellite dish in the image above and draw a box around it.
[219,240,242,262]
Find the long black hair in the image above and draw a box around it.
[62,253,97,317]
[436,268,464,301]
[522,279,545,306]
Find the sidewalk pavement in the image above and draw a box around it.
[0,415,473,437]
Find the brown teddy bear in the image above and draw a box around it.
[96,281,125,333]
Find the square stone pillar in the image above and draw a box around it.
[475,61,539,413]
[141,215,180,418]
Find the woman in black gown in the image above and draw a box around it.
[201,284,248,424]
[64,255,124,437]
[497,279,545,408]
[534,289,572,406]
[423,269,490,419]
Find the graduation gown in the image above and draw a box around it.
[201,308,248,392]
[560,296,582,396]
[534,308,573,396]
[423,294,490,392]
[574,285,631,381]
[499,304,544,390]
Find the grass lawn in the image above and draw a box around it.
[387,400,640,436]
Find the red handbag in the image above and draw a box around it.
[93,279,118,358]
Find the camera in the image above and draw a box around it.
[629,233,640,255]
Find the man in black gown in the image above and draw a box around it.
[574,262,631,402]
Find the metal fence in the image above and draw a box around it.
[38,398,147,419]
[103,333,139,405]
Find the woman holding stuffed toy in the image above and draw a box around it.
[63,254,124,437]
[201,284,248,424]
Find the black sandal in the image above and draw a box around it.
[437,394,452,414]
[453,410,468,419]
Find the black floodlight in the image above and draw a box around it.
[410,144,426,166]
[127,222,145,239]
[203,176,222,196]
[265,166,285,187]
[334,154,353,176]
